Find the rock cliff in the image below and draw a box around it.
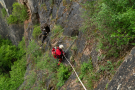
[0,0,135,90]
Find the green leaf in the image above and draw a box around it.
[131,43,135,45]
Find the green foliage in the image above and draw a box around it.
[100,61,114,74]
[51,25,64,39]
[82,0,135,58]
[57,64,71,87]
[80,60,93,80]
[71,45,78,51]
[115,60,123,68]
[36,53,57,72]
[17,37,26,59]
[7,2,28,24]
[79,59,99,89]
[32,25,41,39]
[53,25,63,34]
[9,56,26,90]
[27,40,41,57]
[0,75,10,90]
[0,37,18,73]
[0,37,26,90]
[1,8,7,17]
[105,83,108,89]
[96,0,135,57]
[80,1,96,33]
[24,70,37,89]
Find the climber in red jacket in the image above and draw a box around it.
[52,45,65,65]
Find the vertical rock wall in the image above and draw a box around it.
[0,0,24,46]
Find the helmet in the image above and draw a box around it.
[59,45,64,49]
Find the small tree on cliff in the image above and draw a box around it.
[7,2,28,24]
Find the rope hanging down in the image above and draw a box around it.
[63,54,87,90]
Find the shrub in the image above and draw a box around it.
[7,15,18,24]
[7,2,28,24]
[0,37,26,90]
[17,37,26,59]
[52,25,63,34]
[23,70,37,90]
[81,0,135,58]
[51,25,64,39]
[32,25,41,39]
[80,60,93,80]
[36,53,57,72]
[9,56,26,90]
[57,64,71,87]
[0,38,18,73]
[27,40,41,58]
[1,8,7,17]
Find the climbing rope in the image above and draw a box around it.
[63,54,87,90]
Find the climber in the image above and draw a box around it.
[39,23,50,46]
[41,28,48,45]
[52,45,65,65]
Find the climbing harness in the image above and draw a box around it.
[63,54,87,90]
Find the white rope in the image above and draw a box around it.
[63,54,87,90]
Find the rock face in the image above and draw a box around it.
[3,0,14,14]
[107,47,135,90]
[1,0,135,90]
[8,24,24,46]
[0,4,9,39]
[0,1,24,46]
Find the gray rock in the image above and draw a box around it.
[54,0,62,7]
[0,5,9,39]
[0,5,24,46]
[66,0,71,4]
[90,43,99,68]
[67,2,80,20]
[27,0,38,14]
[52,5,57,19]
[60,73,82,90]
[58,5,65,18]
[80,54,90,63]
[94,78,109,90]
[2,0,16,14]
[76,32,86,53]
[63,14,82,36]
[107,47,135,90]
[8,24,24,46]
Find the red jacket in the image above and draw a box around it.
[52,47,57,58]
[52,47,64,58]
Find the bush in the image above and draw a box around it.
[36,53,57,72]
[0,37,26,90]
[52,25,63,34]
[79,60,99,89]
[51,25,64,39]
[7,2,28,24]
[1,8,7,17]
[57,64,71,87]
[23,70,37,90]
[81,0,135,57]
[9,56,26,90]
[32,25,41,39]
[0,38,18,73]
[80,60,93,80]
[27,40,41,57]
[7,15,18,24]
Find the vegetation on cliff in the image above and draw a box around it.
[82,0,135,58]
[7,2,28,24]
[0,37,26,90]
